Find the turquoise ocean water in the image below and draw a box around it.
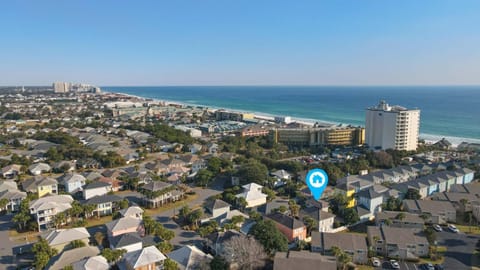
[104,86,480,144]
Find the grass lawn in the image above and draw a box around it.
[85,215,113,228]
[8,230,40,244]
[144,194,198,216]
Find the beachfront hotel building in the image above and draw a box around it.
[271,126,365,147]
[53,82,71,93]
[365,100,420,151]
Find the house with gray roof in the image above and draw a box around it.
[119,206,144,219]
[106,216,144,238]
[110,232,143,253]
[0,188,27,212]
[299,206,336,233]
[265,212,307,242]
[273,251,336,270]
[29,194,73,231]
[47,246,100,270]
[86,194,123,217]
[367,226,429,260]
[311,232,368,264]
[120,246,166,270]
[61,173,86,193]
[167,245,213,270]
[22,175,58,197]
[83,181,112,200]
[1,164,22,179]
[403,199,456,224]
[375,211,425,231]
[72,255,109,270]
[42,227,91,252]
[28,162,51,175]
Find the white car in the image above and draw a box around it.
[448,224,459,233]
[371,257,381,267]
[433,224,443,232]
[390,259,400,269]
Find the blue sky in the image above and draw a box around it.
[1,0,480,86]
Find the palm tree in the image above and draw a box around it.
[0,198,9,212]
[395,212,406,221]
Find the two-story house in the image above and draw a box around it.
[403,199,456,224]
[375,211,425,232]
[265,212,307,242]
[61,173,86,194]
[367,226,429,260]
[121,246,166,270]
[22,175,58,197]
[85,194,123,217]
[311,232,369,264]
[83,181,112,200]
[42,227,91,252]
[29,194,73,231]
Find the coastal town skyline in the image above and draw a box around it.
[2,0,480,86]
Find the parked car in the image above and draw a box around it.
[448,224,459,233]
[390,259,400,269]
[420,263,435,270]
[371,257,381,267]
[433,224,442,232]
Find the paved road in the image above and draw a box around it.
[0,214,20,270]
[379,260,417,270]
[436,229,480,269]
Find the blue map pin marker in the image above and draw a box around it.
[306,169,328,200]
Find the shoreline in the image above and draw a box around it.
[105,90,480,146]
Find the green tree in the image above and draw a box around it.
[163,258,179,270]
[32,238,58,269]
[157,241,174,253]
[331,246,352,270]
[236,159,268,185]
[288,200,300,217]
[53,212,67,229]
[83,204,96,219]
[404,188,421,200]
[210,256,229,270]
[343,208,360,225]
[0,198,9,211]
[303,216,318,235]
[101,248,126,263]
[207,157,222,174]
[249,220,288,255]
[13,199,31,231]
[70,239,86,249]
[68,201,84,222]
[119,199,129,209]
[196,169,214,187]
[262,187,276,202]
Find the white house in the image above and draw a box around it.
[29,194,73,231]
[236,183,267,208]
[61,174,86,193]
[167,245,213,270]
[110,232,143,253]
[28,163,51,175]
[270,169,291,188]
[82,181,112,200]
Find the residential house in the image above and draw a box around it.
[273,251,337,270]
[191,160,207,174]
[53,161,76,173]
[83,181,112,200]
[311,232,369,264]
[270,169,291,188]
[375,211,425,231]
[299,206,336,233]
[22,175,58,197]
[336,175,375,208]
[98,176,124,191]
[161,158,187,173]
[120,246,166,270]
[235,183,267,208]
[28,162,51,175]
[403,199,456,224]
[72,255,110,270]
[0,180,18,192]
[1,164,22,179]
[102,169,125,180]
[167,245,213,270]
[206,142,218,154]
[367,226,429,259]
[47,246,100,270]
[29,194,74,231]
[355,186,384,220]
[201,199,249,225]
[42,227,91,252]
[110,232,143,253]
[179,154,199,165]
[431,191,479,212]
[0,189,27,212]
[61,173,86,194]
[86,194,123,217]
[141,181,183,208]
[124,152,140,164]
[204,230,243,256]
[106,216,144,238]
[83,171,103,181]
[265,212,307,242]
[119,206,144,219]
[145,161,169,176]
[188,143,203,154]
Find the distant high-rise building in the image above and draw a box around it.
[53,82,71,93]
[365,100,420,151]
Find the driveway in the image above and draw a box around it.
[380,260,417,270]
[436,230,480,269]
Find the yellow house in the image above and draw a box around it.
[335,175,374,208]
[335,188,356,208]
[22,176,58,197]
